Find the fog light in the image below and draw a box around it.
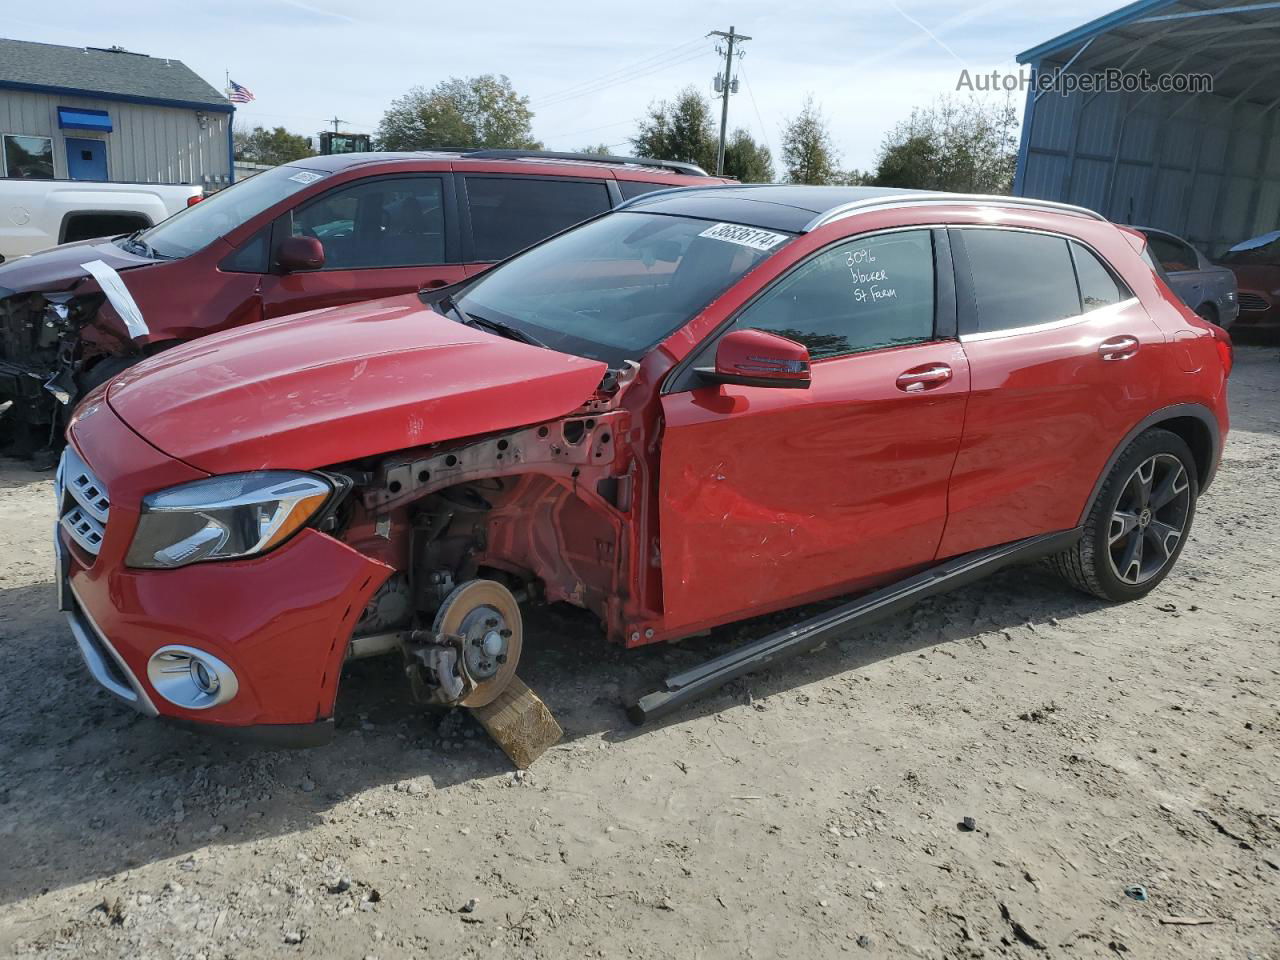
[190,659,218,695]
[147,646,238,709]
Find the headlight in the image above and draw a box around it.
[126,472,332,569]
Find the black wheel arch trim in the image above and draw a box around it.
[1080,402,1221,525]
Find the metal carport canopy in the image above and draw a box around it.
[1013,0,1280,255]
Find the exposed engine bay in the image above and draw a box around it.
[0,288,128,449]
[329,400,636,710]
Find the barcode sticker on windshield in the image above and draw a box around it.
[288,171,324,185]
[699,222,789,251]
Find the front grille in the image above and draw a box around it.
[1238,292,1271,313]
[58,447,110,557]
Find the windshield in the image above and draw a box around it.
[456,212,792,367]
[134,165,329,259]
[1220,231,1280,265]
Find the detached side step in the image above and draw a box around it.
[627,529,1080,725]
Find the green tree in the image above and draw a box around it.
[872,95,1019,193]
[781,97,838,185]
[233,126,315,165]
[377,75,541,151]
[830,168,872,186]
[722,128,774,183]
[574,143,616,156]
[631,86,716,172]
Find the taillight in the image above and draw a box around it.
[1214,332,1233,377]
[186,195,203,207]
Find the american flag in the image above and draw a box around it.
[227,80,255,104]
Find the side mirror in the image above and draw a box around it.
[276,235,325,272]
[697,328,811,389]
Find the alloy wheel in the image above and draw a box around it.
[1107,453,1192,585]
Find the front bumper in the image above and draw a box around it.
[58,543,159,716]
[55,405,392,744]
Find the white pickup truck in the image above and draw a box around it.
[0,179,202,263]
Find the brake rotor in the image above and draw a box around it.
[431,579,523,708]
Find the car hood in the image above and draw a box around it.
[106,293,608,474]
[0,236,157,296]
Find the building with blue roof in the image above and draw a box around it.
[1014,0,1280,255]
[0,38,233,190]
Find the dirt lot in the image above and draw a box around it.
[1,347,1277,960]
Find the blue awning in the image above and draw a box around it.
[57,107,112,132]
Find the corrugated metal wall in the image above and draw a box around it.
[1017,75,1280,256]
[0,88,231,188]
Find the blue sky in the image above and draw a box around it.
[11,0,1121,170]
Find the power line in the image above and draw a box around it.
[532,37,706,105]
[736,63,774,161]
[536,46,715,109]
[536,48,714,109]
[543,116,641,143]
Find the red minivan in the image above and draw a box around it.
[0,150,722,453]
[56,186,1232,742]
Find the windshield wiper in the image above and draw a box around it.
[117,231,170,260]
[440,296,547,348]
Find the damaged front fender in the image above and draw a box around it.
[0,259,148,434]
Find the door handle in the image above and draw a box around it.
[422,278,449,290]
[1099,335,1140,361]
[895,363,953,393]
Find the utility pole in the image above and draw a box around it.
[328,116,345,133]
[709,26,750,176]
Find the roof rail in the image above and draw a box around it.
[461,149,710,177]
[806,193,1107,231]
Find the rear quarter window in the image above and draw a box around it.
[617,180,676,201]
[1070,241,1131,312]
[1144,232,1198,273]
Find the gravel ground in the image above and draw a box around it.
[0,346,1277,960]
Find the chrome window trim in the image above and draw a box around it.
[805,194,1106,232]
[958,296,1139,343]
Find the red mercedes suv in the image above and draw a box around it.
[56,185,1232,741]
[0,150,722,453]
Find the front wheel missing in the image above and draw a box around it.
[410,579,523,708]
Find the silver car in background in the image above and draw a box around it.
[1133,226,1238,329]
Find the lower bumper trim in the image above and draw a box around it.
[64,581,159,717]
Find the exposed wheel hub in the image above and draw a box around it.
[431,579,523,707]
[459,609,512,681]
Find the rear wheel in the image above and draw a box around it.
[1049,428,1198,601]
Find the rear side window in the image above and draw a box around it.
[734,229,935,360]
[1144,232,1198,273]
[960,230,1080,333]
[1071,241,1129,312]
[617,180,672,200]
[465,177,610,261]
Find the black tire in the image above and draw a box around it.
[76,354,141,400]
[1049,428,1199,602]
